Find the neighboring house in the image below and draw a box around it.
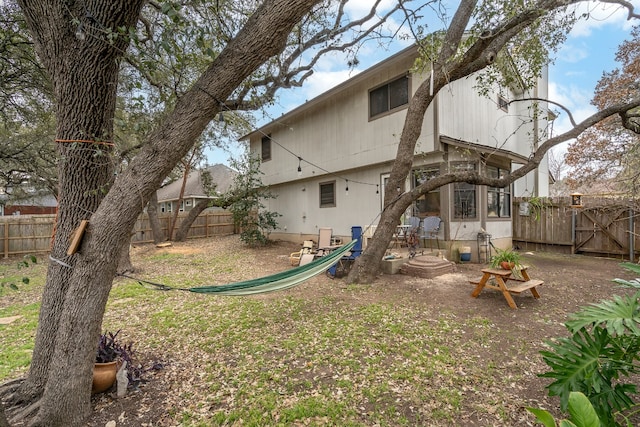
[156,164,236,213]
[244,44,551,254]
[0,190,57,216]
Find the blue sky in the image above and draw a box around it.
[207,0,639,166]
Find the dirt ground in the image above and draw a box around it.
[47,238,640,425]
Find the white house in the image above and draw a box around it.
[244,44,551,259]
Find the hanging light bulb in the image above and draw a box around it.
[297,157,302,176]
[345,179,349,196]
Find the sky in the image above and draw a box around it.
[207,0,639,166]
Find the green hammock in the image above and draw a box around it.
[121,240,357,296]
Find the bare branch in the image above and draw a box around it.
[509,97,578,127]
[599,0,640,20]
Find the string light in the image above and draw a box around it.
[198,87,382,193]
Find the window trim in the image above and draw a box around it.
[498,94,509,112]
[487,165,512,218]
[411,166,441,218]
[261,134,272,161]
[452,162,478,220]
[369,74,410,120]
[319,181,336,208]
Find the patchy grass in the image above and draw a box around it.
[4,235,636,426]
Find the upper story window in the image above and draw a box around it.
[369,75,409,119]
[319,181,336,208]
[487,165,511,218]
[261,135,271,161]
[453,163,477,219]
[498,94,509,112]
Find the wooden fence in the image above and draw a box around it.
[0,211,234,258]
[513,197,639,260]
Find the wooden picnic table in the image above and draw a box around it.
[470,266,543,309]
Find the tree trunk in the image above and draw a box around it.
[14,1,323,425]
[15,2,146,424]
[175,199,210,242]
[147,192,165,244]
[168,162,190,240]
[116,237,134,275]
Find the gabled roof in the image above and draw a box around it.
[242,44,419,141]
[157,164,237,202]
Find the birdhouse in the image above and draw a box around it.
[570,192,583,208]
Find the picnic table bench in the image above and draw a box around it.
[469,266,543,309]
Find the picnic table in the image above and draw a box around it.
[469,266,543,309]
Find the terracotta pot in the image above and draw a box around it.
[500,261,515,270]
[92,361,118,394]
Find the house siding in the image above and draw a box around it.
[248,46,549,253]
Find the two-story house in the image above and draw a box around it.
[244,44,550,257]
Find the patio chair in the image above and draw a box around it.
[315,227,340,257]
[289,240,314,266]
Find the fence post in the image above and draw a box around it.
[571,208,576,255]
[3,222,8,259]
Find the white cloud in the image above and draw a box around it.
[344,0,397,16]
[569,0,640,37]
[300,69,363,100]
[556,42,589,64]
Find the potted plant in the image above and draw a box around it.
[93,330,135,394]
[490,247,523,272]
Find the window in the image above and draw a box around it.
[179,200,185,212]
[261,135,271,161]
[319,181,336,208]
[412,167,440,217]
[453,163,477,219]
[487,166,511,218]
[369,75,409,118]
[498,94,509,112]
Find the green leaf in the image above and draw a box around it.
[526,407,557,427]
[565,293,640,336]
[9,283,19,291]
[21,277,29,284]
[567,392,601,427]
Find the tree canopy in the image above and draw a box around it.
[565,25,640,196]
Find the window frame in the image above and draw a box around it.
[369,74,409,119]
[261,134,272,161]
[411,166,441,218]
[319,181,336,208]
[452,163,478,220]
[487,165,511,218]
[497,94,509,112]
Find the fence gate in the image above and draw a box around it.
[574,205,634,258]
